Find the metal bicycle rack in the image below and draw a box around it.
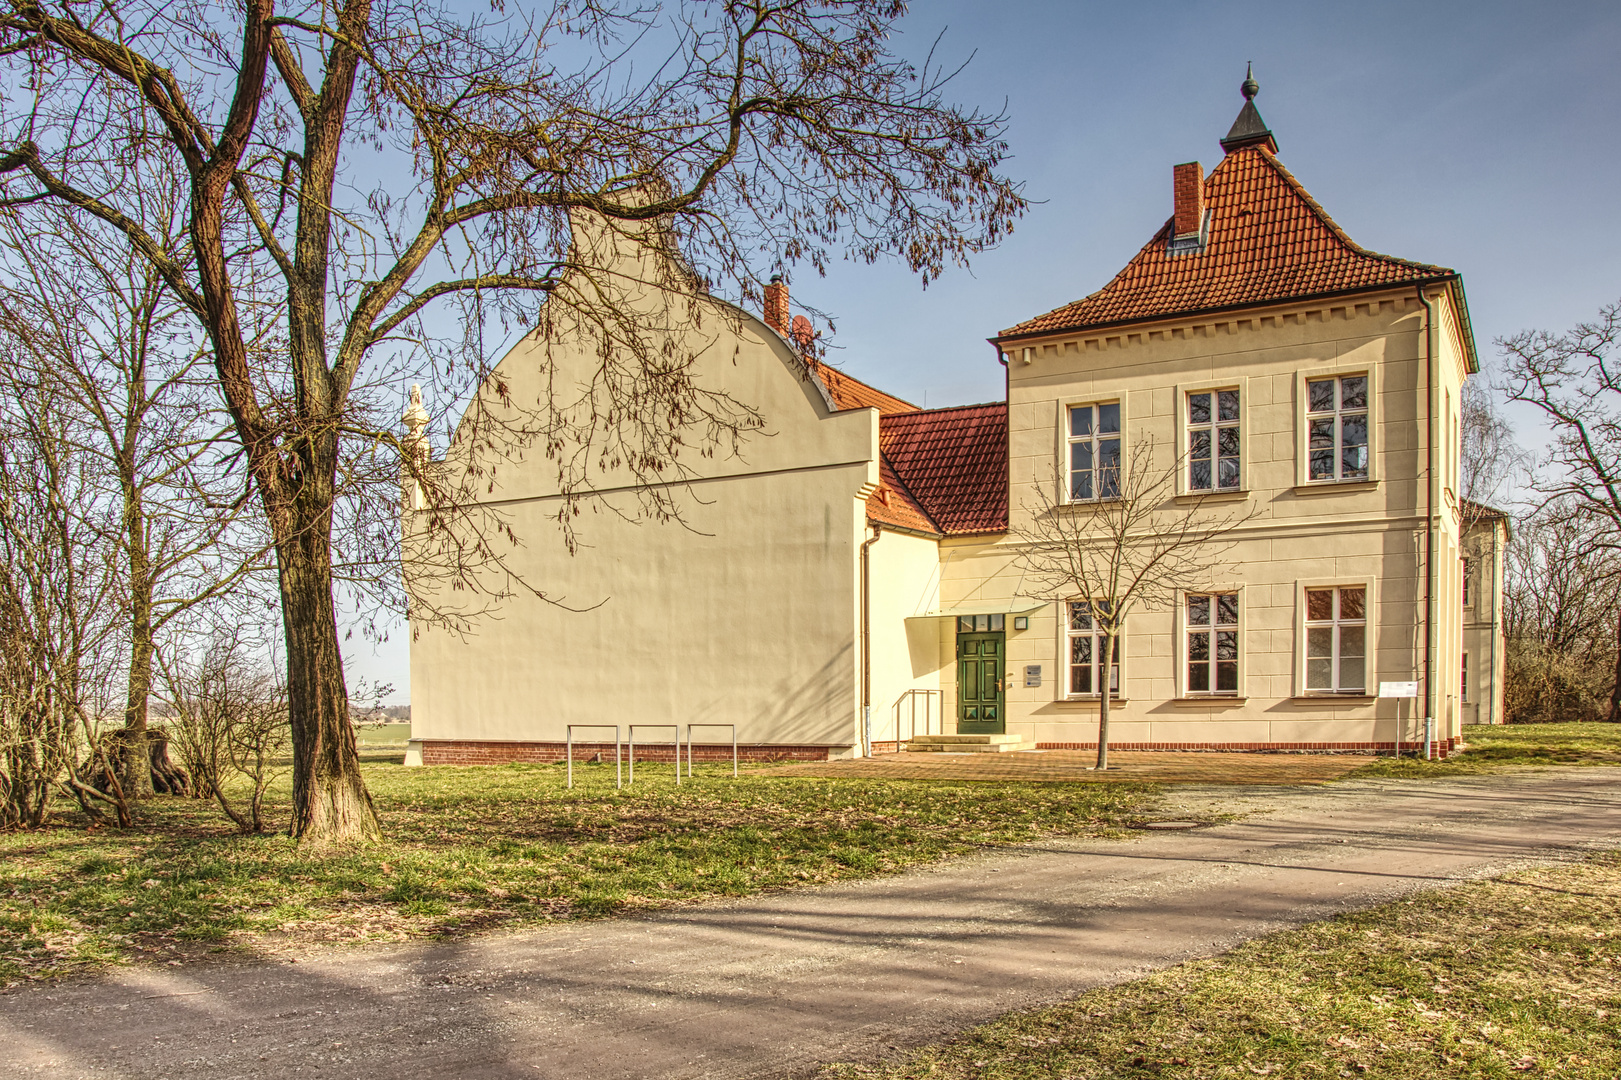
[564,724,622,789]
[684,723,738,778]
[628,724,681,785]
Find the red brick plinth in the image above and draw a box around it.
[417,740,836,766]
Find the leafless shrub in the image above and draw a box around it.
[160,632,290,835]
[0,376,128,828]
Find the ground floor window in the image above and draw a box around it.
[1068,600,1120,696]
[1304,585,1366,693]
[1461,652,1469,702]
[1186,592,1239,694]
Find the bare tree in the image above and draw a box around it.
[1459,374,1522,528]
[0,195,271,799]
[1502,505,1621,724]
[1012,439,1257,769]
[1501,300,1621,720]
[0,1,1026,840]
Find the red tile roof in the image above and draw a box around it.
[866,455,940,534]
[999,146,1454,338]
[813,363,917,414]
[873,403,1008,536]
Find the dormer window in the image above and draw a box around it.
[1166,210,1210,257]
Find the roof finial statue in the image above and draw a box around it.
[1221,63,1277,156]
[403,383,429,438]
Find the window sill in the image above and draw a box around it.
[1059,496,1125,510]
[1175,489,1250,505]
[1172,695,1247,706]
[1289,694,1376,704]
[1292,480,1378,496]
[1060,695,1128,704]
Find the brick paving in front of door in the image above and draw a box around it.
[752,749,1371,785]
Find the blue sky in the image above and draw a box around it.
[349,0,1621,703]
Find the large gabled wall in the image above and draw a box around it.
[405,209,881,761]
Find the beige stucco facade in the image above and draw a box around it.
[1460,514,1510,725]
[960,288,1475,752]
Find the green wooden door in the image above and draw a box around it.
[957,632,1006,734]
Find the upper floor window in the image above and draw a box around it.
[1186,592,1239,694]
[1306,375,1369,482]
[1304,585,1366,694]
[1188,389,1241,491]
[1067,600,1121,696]
[1461,557,1472,607]
[1068,402,1121,501]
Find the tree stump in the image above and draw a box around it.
[87,728,191,798]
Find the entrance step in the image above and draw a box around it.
[904,733,1036,753]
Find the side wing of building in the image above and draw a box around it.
[404,210,881,763]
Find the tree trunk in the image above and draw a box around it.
[119,495,155,798]
[277,494,380,842]
[1096,631,1113,770]
[1608,612,1621,724]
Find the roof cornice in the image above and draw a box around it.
[989,276,1461,348]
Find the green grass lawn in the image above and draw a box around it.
[1354,722,1621,779]
[0,762,1153,985]
[825,851,1621,1080]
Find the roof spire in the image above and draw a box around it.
[1221,62,1277,155]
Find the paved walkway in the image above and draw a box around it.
[758,749,1371,784]
[5,768,1620,1080]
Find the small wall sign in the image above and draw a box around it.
[1024,665,1042,688]
[1378,681,1419,698]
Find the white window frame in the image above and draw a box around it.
[1296,580,1374,696]
[1295,366,1381,487]
[1181,590,1243,696]
[1063,399,1125,503]
[1186,388,1243,493]
[1305,373,1371,483]
[1063,600,1123,699]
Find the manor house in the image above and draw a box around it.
[403,74,1493,765]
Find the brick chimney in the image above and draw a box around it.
[1173,161,1204,237]
[763,274,789,333]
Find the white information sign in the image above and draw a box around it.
[1379,681,1419,699]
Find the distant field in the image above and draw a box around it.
[354,723,411,746]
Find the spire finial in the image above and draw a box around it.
[1221,62,1277,155]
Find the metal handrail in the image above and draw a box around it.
[685,723,738,778]
[628,724,681,785]
[565,724,622,789]
[890,689,943,748]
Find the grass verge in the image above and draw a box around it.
[825,851,1621,1080]
[1353,722,1621,779]
[0,762,1153,985]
